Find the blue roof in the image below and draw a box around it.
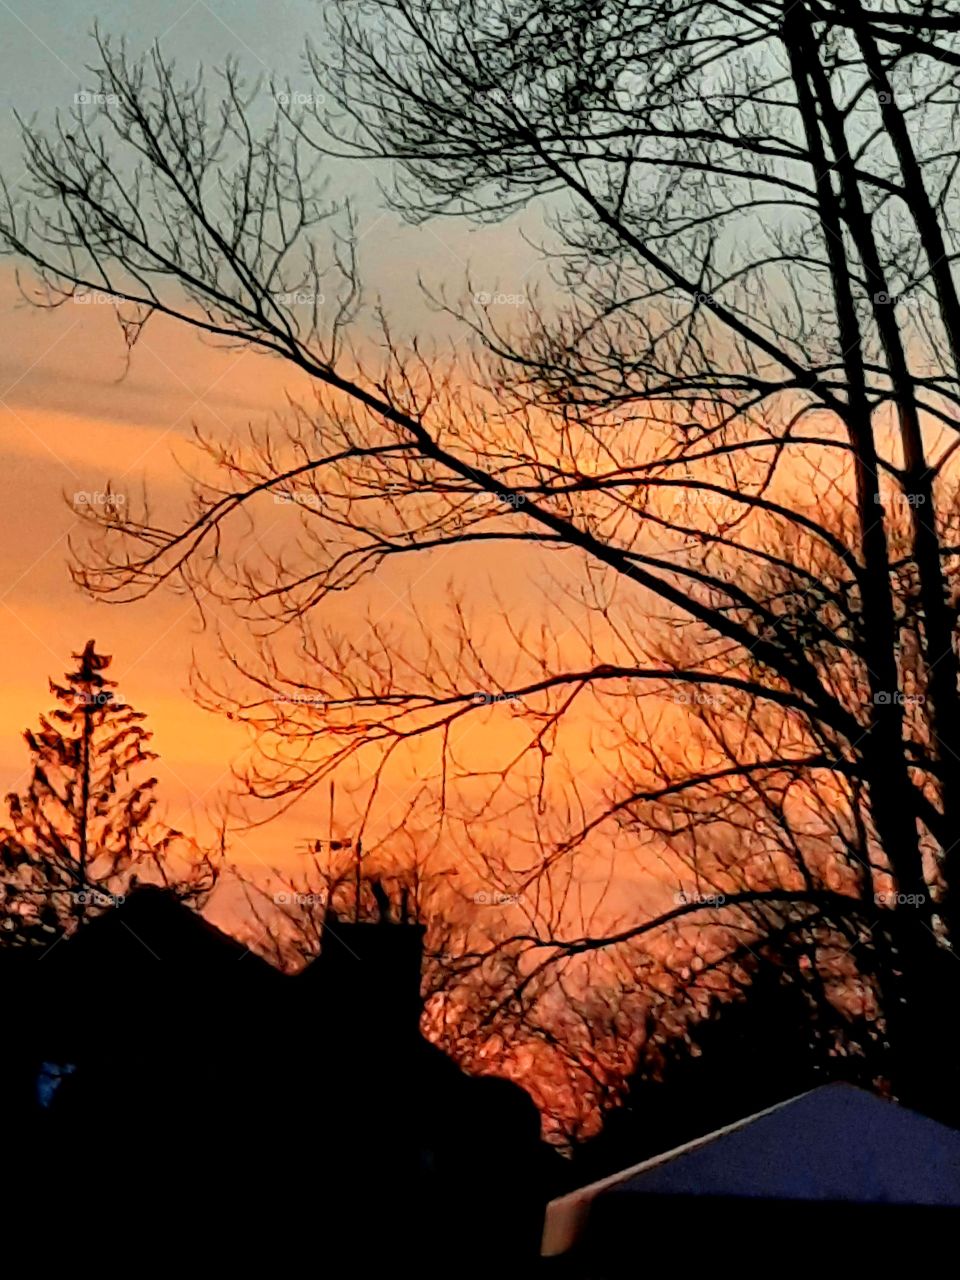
[543,1085,960,1255]
[607,1084,960,1207]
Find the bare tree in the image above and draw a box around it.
[4,4,960,1110]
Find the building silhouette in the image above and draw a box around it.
[3,886,561,1271]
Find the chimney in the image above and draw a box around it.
[316,907,427,1040]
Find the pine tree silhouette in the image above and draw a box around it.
[1,640,186,946]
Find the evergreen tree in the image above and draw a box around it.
[0,640,196,947]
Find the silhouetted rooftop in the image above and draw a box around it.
[46,884,280,974]
[543,1083,960,1257]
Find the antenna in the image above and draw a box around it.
[331,776,363,920]
[299,778,364,917]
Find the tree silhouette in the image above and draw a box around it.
[0,640,207,947]
[5,6,960,1114]
[578,938,886,1179]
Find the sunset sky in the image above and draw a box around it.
[8,0,955,1186]
[0,0,587,890]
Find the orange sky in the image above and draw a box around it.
[0,268,637,896]
[0,273,268,856]
[0,2,696,924]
